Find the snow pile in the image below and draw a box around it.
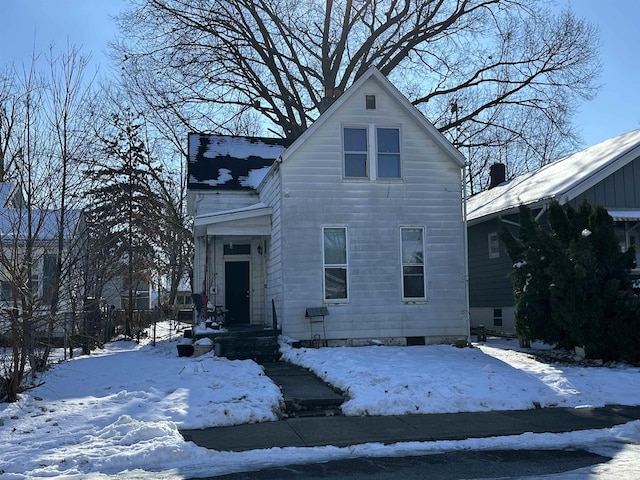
[1,323,639,478]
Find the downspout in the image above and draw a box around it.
[462,162,471,342]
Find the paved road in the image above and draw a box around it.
[191,449,610,479]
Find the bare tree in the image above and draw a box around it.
[114,0,600,190]
[0,46,95,402]
[41,44,98,361]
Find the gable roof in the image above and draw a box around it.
[466,130,640,224]
[278,67,466,168]
[187,134,291,191]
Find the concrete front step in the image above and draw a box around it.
[215,335,280,362]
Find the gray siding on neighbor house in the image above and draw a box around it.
[274,77,467,342]
[467,221,514,309]
[573,155,640,208]
[468,156,640,327]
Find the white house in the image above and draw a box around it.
[187,68,469,346]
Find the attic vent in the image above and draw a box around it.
[365,95,376,110]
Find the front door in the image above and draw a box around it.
[225,261,250,325]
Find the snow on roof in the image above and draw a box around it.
[188,134,291,190]
[467,130,640,222]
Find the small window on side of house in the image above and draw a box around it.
[488,232,500,259]
[365,95,376,110]
[493,308,503,327]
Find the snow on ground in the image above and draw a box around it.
[280,338,640,415]
[1,321,639,479]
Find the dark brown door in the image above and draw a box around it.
[225,261,250,325]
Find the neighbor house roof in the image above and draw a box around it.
[466,130,640,224]
[0,208,82,241]
[187,134,292,190]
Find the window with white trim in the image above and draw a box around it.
[323,227,348,301]
[377,128,401,178]
[343,126,402,180]
[343,128,368,178]
[401,227,426,299]
[488,232,500,259]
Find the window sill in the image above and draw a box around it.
[343,177,370,182]
[375,178,403,183]
[342,178,404,183]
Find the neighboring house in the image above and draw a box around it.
[0,182,87,343]
[467,130,640,334]
[187,67,469,346]
[100,278,152,311]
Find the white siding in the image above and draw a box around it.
[258,167,284,325]
[277,77,467,342]
[188,190,260,218]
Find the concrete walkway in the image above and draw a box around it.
[180,404,640,452]
[260,361,343,416]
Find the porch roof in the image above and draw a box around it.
[607,210,640,222]
[194,203,272,237]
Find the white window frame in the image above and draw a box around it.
[376,127,401,179]
[401,226,426,301]
[342,125,402,181]
[343,127,369,179]
[488,232,500,259]
[322,226,349,302]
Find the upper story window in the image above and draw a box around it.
[377,128,401,178]
[343,128,368,178]
[488,232,500,259]
[343,126,401,180]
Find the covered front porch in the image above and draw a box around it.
[193,203,273,329]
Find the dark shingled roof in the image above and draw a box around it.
[187,134,292,191]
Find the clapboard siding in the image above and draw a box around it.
[259,167,284,322]
[275,74,466,341]
[578,155,640,208]
[467,219,515,308]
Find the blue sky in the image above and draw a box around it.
[1,0,638,150]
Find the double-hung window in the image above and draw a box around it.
[343,128,368,178]
[401,227,426,299]
[343,126,401,179]
[377,128,401,178]
[323,227,348,301]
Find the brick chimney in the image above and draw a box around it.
[489,162,506,189]
[319,87,342,113]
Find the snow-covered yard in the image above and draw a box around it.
[1,321,639,479]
